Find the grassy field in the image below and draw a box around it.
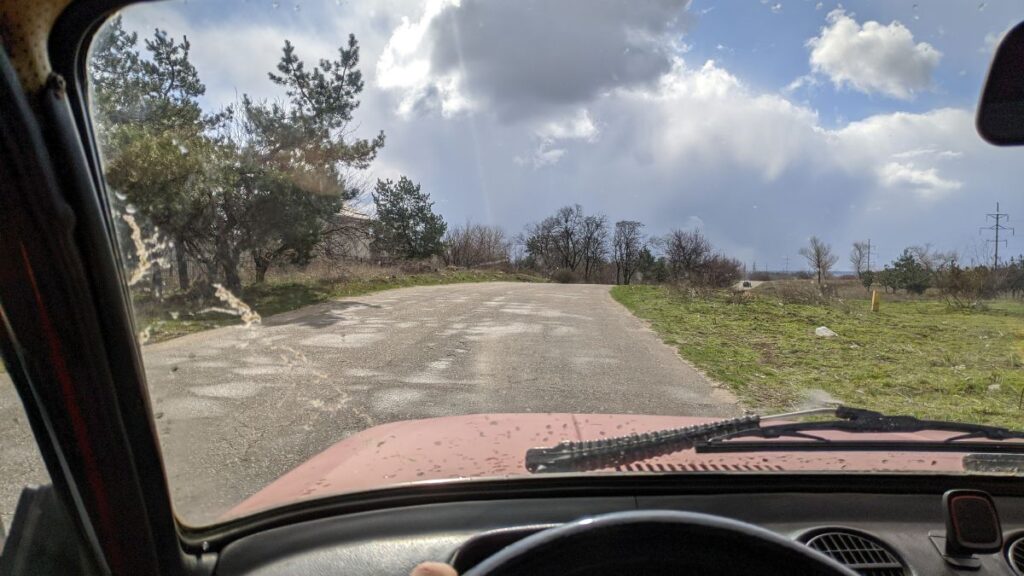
[135,268,543,343]
[612,284,1024,428]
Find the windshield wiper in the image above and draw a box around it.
[525,408,825,473]
[525,406,1024,473]
[696,405,1024,454]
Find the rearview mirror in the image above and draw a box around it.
[977,21,1024,145]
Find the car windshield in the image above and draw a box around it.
[64,0,1024,526]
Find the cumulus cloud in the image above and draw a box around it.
[807,9,941,100]
[377,0,692,119]
[614,59,824,182]
[574,58,979,208]
[879,162,962,197]
[375,0,475,117]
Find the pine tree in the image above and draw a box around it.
[371,177,447,259]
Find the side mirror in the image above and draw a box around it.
[977,21,1024,145]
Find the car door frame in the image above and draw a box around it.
[0,1,209,574]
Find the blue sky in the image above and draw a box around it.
[114,0,1024,270]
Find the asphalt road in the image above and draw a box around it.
[0,282,737,527]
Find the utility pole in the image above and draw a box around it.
[865,239,878,272]
[784,256,790,274]
[980,202,1014,268]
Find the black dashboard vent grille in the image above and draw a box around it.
[1009,537,1024,575]
[805,531,906,576]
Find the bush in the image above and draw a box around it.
[891,249,932,294]
[859,270,875,291]
[442,223,510,268]
[693,254,742,288]
[551,268,578,283]
[749,271,772,281]
[935,262,998,308]
[758,280,832,305]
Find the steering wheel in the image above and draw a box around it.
[463,510,858,576]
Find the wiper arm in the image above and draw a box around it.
[524,408,829,473]
[695,405,1024,454]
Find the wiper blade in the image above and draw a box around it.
[525,408,828,473]
[695,405,1024,454]
[525,414,761,473]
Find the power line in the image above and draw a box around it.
[980,202,1014,268]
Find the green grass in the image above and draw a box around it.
[612,285,1024,428]
[136,269,544,344]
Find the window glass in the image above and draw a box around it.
[85,0,1024,527]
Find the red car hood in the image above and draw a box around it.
[230,413,986,518]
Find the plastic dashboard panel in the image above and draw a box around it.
[213,492,1024,575]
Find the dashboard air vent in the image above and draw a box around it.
[1009,537,1024,575]
[804,530,906,576]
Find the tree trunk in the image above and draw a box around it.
[221,259,242,293]
[253,251,271,284]
[175,236,190,291]
[215,238,242,293]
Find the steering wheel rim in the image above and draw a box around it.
[463,510,859,576]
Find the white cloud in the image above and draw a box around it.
[515,109,598,168]
[890,148,963,160]
[807,9,941,100]
[534,109,598,142]
[617,59,824,182]
[514,144,566,169]
[375,0,474,118]
[879,162,962,197]
[590,58,979,204]
[783,73,820,94]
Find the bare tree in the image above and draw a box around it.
[612,220,645,285]
[849,241,869,277]
[523,204,609,276]
[579,215,609,282]
[799,236,838,284]
[907,243,955,272]
[443,222,510,267]
[552,204,586,271]
[664,229,712,282]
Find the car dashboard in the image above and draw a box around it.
[211,478,1024,576]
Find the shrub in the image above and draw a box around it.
[551,268,578,283]
[890,249,932,294]
[769,281,831,305]
[860,270,875,291]
[693,254,742,288]
[934,262,997,308]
